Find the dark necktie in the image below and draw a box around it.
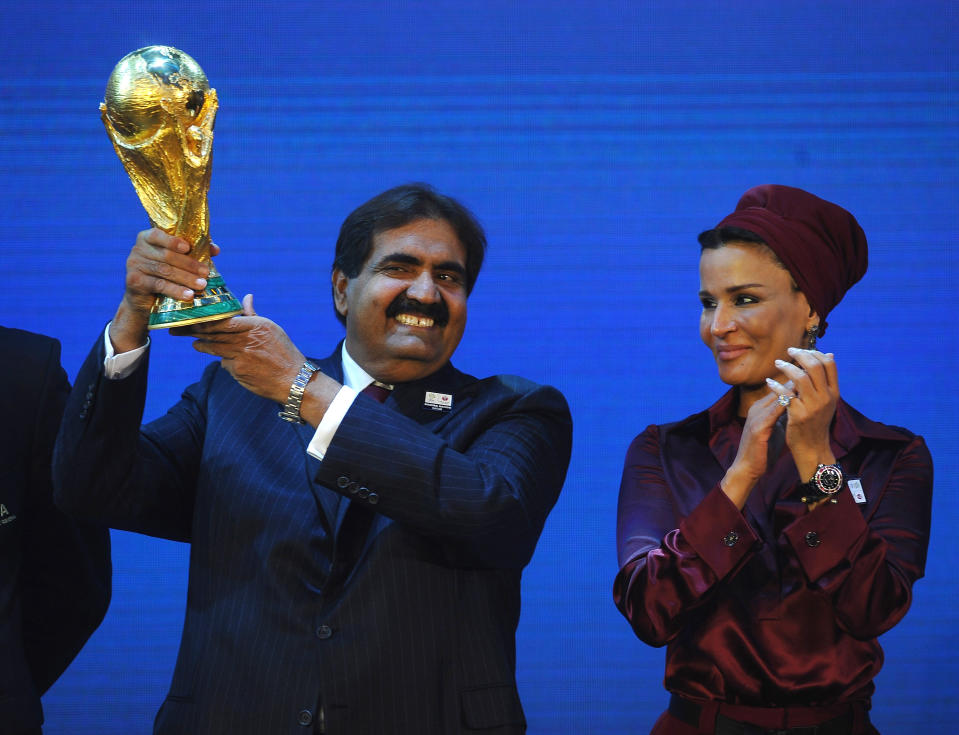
[361,381,392,403]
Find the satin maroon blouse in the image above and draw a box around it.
[614,390,932,706]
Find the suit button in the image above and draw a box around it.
[297,709,313,726]
[805,531,821,548]
[722,531,740,547]
[357,486,370,499]
[368,491,380,505]
[336,476,351,489]
[316,624,333,640]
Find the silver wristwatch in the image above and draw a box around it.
[277,361,319,423]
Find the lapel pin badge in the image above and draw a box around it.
[847,478,867,504]
[424,391,453,411]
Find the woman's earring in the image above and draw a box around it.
[805,325,819,350]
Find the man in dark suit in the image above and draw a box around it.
[1,326,111,735]
[53,184,572,734]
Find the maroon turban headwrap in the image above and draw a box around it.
[714,184,868,336]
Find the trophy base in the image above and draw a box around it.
[148,272,243,330]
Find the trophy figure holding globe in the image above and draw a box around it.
[101,46,241,328]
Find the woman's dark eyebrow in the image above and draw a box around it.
[698,283,766,299]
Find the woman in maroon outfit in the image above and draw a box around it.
[614,185,932,735]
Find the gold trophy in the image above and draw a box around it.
[101,46,242,328]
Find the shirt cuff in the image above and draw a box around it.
[306,385,357,461]
[784,488,869,582]
[680,485,759,580]
[103,323,150,380]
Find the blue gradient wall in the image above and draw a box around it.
[2,2,956,732]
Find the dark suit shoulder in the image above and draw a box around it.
[0,326,61,393]
[0,325,59,353]
[458,375,571,427]
[469,373,566,402]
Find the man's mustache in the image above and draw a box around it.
[386,294,449,327]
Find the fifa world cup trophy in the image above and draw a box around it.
[101,46,242,328]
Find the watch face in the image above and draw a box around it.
[815,465,843,495]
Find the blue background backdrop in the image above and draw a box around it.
[3,1,956,732]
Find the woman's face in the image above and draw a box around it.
[699,242,817,388]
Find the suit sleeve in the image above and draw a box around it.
[19,336,111,693]
[314,380,572,569]
[781,435,933,638]
[612,425,759,647]
[53,333,210,542]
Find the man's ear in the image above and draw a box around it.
[332,269,349,318]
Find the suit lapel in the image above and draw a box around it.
[329,361,473,585]
[387,362,472,429]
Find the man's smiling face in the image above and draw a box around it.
[333,218,469,383]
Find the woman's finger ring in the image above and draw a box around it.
[777,394,793,407]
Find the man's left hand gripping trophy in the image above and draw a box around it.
[101,45,242,328]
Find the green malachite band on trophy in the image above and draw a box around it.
[147,276,242,329]
[149,298,243,328]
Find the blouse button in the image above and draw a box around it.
[722,531,740,547]
[805,531,821,548]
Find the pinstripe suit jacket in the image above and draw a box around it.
[53,337,571,735]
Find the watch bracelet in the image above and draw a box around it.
[277,360,319,423]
